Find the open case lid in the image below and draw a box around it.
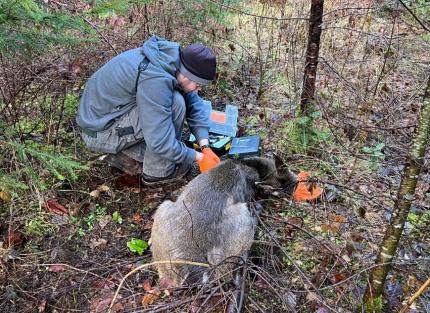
[202,100,238,137]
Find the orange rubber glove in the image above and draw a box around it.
[197,147,220,173]
[293,171,323,202]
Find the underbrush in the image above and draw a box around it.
[1,0,429,312]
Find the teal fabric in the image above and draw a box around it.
[76,36,210,167]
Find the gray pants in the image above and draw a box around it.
[81,90,186,177]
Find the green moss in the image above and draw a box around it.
[364,295,383,312]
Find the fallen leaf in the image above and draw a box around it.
[89,189,100,198]
[286,217,303,227]
[141,289,160,309]
[143,280,152,292]
[0,191,11,202]
[329,273,346,283]
[4,231,24,248]
[191,298,203,313]
[321,224,340,233]
[38,299,47,312]
[132,213,143,223]
[351,232,365,242]
[342,254,351,263]
[111,302,124,312]
[141,294,157,309]
[143,221,153,230]
[90,292,123,313]
[90,238,108,249]
[328,213,347,223]
[159,277,172,289]
[50,264,65,272]
[45,199,68,215]
[90,184,111,198]
[69,59,82,75]
[98,215,112,229]
[306,291,320,302]
[91,278,115,289]
[97,184,110,192]
[51,214,69,226]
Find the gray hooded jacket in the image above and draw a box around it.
[76,36,210,166]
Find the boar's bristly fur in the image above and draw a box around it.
[150,157,297,286]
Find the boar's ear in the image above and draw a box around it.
[273,154,297,196]
[273,153,287,172]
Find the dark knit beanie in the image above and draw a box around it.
[179,43,216,86]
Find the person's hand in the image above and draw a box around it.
[197,148,220,173]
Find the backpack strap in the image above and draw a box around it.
[135,57,150,92]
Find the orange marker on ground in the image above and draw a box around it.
[293,171,323,202]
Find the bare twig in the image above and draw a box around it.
[373,12,397,97]
[20,262,118,287]
[48,0,119,54]
[225,264,248,313]
[108,260,210,312]
[397,0,430,31]
[208,0,308,21]
[261,213,349,267]
[399,277,430,313]
[255,214,338,312]
[80,16,119,55]
[322,6,378,17]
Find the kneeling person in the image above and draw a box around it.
[76,36,220,184]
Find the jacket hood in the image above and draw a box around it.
[142,36,180,76]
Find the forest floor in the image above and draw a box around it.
[1,90,429,312]
[1,1,430,312]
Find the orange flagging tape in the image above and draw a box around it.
[293,171,323,202]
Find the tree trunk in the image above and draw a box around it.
[363,74,430,312]
[300,0,324,115]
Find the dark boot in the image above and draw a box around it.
[104,152,142,175]
[141,162,191,186]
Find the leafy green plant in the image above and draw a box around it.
[69,204,107,237]
[112,211,123,224]
[280,110,331,154]
[362,143,385,158]
[362,142,385,170]
[139,205,152,214]
[63,93,81,118]
[407,210,430,231]
[364,295,383,312]
[84,204,107,231]
[127,238,149,255]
